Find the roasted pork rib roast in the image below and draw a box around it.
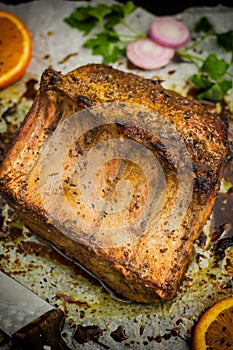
[0,64,227,303]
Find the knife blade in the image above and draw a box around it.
[0,271,71,350]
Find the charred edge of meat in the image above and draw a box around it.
[40,68,63,90]
[49,72,63,86]
[195,175,218,193]
[227,141,233,163]
[219,106,231,163]
[76,95,93,108]
[192,161,223,195]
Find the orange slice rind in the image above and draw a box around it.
[192,296,233,350]
[0,10,32,89]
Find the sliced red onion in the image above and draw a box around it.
[126,38,175,70]
[149,17,190,48]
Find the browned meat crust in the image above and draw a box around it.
[0,64,228,303]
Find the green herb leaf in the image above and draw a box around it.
[197,80,232,102]
[181,18,233,103]
[104,6,124,30]
[84,31,119,48]
[201,53,229,80]
[217,30,233,51]
[190,73,213,89]
[189,53,232,102]
[64,6,97,35]
[84,32,125,63]
[194,17,214,33]
[66,6,93,22]
[121,1,137,18]
[104,2,137,30]
[64,1,138,63]
[87,3,112,22]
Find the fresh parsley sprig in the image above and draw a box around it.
[179,17,233,102]
[64,2,145,64]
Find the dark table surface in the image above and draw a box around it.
[1,0,233,15]
[124,0,233,15]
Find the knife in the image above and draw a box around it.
[0,271,71,350]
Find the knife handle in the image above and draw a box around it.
[11,308,72,350]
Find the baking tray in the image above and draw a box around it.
[0,1,232,349]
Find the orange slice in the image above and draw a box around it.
[0,10,32,89]
[192,296,233,350]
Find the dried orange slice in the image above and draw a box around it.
[0,10,32,89]
[192,296,233,350]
